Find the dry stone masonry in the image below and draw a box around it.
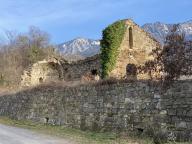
[21,55,101,87]
[0,80,192,141]
[21,58,62,87]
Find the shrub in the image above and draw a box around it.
[139,24,192,88]
[0,27,58,87]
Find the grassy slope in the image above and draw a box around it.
[0,117,190,144]
[0,117,152,144]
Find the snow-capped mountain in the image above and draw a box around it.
[57,20,192,58]
[57,38,100,57]
[142,20,192,44]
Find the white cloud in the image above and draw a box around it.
[0,0,133,27]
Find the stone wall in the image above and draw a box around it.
[0,80,192,140]
[21,60,62,87]
[61,54,101,81]
[21,55,101,87]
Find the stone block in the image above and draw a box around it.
[168,109,177,116]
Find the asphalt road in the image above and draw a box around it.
[0,124,73,144]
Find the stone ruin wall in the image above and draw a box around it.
[109,19,160,79]
[21,55,101,87]
[61,55,101,81]
[0,80,192,141]
[21,60,62,87]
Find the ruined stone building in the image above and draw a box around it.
[21,59,63,87]
[108,19,160,79]
[21,55,101,87]
[21,19,160,87]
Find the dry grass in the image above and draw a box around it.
[0,86,18,96]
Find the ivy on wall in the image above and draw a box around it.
[100,20,126,78]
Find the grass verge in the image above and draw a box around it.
[0,117,190,144]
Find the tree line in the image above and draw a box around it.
[0,26,58,87]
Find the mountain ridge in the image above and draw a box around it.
[57,38,100,57]
[142,20,192,44]
[57,20,192,57]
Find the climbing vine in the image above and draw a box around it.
[100,20,126,78]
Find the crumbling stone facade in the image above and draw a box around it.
[21,55,101,87]
[61,55,101,81]
[109,19,160,79]
[21,58,63,87]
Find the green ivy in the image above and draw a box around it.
[100,20,126,78]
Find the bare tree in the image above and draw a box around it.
[0,27,58,87]
[139,25,192,87]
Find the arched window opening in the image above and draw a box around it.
[129,27,133,49]
[44,117,49,124]
[67,74,71,80]
[91,69,98,76]
[39,77,43,83]
[126,64,137,79]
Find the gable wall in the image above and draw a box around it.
[109,20,160,79]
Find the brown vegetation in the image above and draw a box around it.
[139,25,192,88]
[0,26,58,87]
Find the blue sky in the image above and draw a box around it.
[0,0,191,44]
